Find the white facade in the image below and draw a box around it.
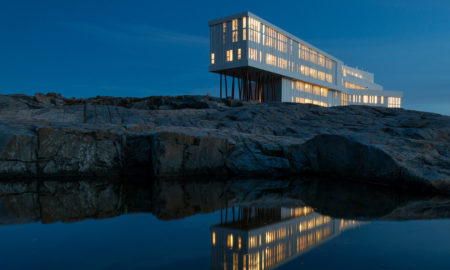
[209,11,403,108]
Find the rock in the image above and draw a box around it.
[0,93,448,194]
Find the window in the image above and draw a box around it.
[266,53,277,66]
[326,59,333,69]
[278,32,288,53]
[278,57,287,69]
[242,17,247,40]
[226,50,233,62]
[249,48,258,61]
[381,96,384,104]
[388,97,401,108]
[310,68,317,79]
[223,22,227,44]
[363,95,368,104]
[305,83,312,93]
[232,19,238,42]
[318,71,325,81]
[248,17,261,43]
[326,74,332,83]
[318,54,325,67]
[212,232,216,245]
[310,50,318,64]
[313,86,320,95]
[237,48,242,60]
[227,234,234,249]
[264,26,276,49]
[210,53,215,64]
[321,87,328,97]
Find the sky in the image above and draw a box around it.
[0,0,449,115]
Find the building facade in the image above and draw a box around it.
[208,11,403,108]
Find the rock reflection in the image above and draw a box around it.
[211,206,359,270]
[0,177,448,226]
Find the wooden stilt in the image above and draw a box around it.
[225,74,228,98]
[220,73,222,99]
[232,73,235,100]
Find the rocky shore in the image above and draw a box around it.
[0,93,449,194]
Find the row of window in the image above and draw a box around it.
[342,67,363,79]
[233,17,334,70]
[293,97,329,107]
[291,80,329,98]
[300,65,333,83]
[344,81,368,89]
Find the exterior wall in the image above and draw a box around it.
[209,12,403,108]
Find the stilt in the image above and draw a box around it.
[232,73,235,100]
[225,74,228,98]
[220,73,222,99]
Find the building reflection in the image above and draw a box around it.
[211,206,360,270]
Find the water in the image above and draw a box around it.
[0,178,449,270]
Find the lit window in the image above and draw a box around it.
[210,53,215,64]
[212,232,216,245]
[266,53,277,66]
[242,17,247,40]
[277,32,287,53]
[381,96,384,104]
[326,74,332,83]
[363,95,368,104]
[227,234,234,249]
[249,48,257,61]
[248,17,261,43]
[326,59,333,69]
[318,55,325,67]
[226,50,233,62]
[232,19,238,42]
[223,22,227,44]
[237,48,241,60]
[238,237,242,250]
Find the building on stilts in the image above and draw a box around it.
[208,12,402,108]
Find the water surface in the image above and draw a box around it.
[0,178,448,269]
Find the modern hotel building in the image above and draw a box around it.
[208,12,403,108]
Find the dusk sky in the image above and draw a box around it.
[1,0,449,115]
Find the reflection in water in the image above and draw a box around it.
[211,206,359,270]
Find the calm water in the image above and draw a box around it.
[0,178,449,270]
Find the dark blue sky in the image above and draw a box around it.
[0,0,449,115]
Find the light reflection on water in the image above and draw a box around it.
[0,178,448,270]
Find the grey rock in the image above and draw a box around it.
[0,93,448,194]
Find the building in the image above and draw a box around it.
[208,12,403,108]
[211,206,360,270]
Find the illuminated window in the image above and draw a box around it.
[326,74,332,83]
[363,95,368,104]
[264,26,276,49]
[321,87,328,97]
[326,59,333,69]
[238,237,242,250]
[310,68,317,79]
[266,53,277,66]
[305,83,312,93]
[278,32,288,53]
[226,50,233,62]
[318,54,325,67]
[210,53,215,64]
[318,71,325,81]
[381,96,384,104]
[238,48,242,60]
[278,57,287,69]
[248,17,261,43]
[248,48,257,61]
[242,17,247,40]
[212,232,216,245]
[233,253,239,270]
[227,234,234,249]
[388,97,401,108]
[313,85,320,95]
[310,50,318,64]
[223,22,227,44]
[232,19,238,42]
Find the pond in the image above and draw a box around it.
[0,178,448,270]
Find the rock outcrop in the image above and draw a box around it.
[0,93,449,193]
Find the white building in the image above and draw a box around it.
[208,11,403,108]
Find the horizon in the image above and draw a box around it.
[0,0,449,115]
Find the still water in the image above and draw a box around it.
[0,178,448,270]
